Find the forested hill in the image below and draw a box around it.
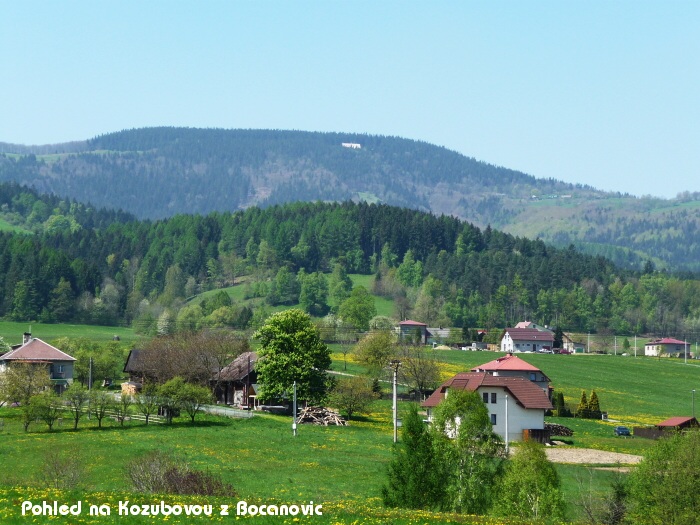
[1,197,699,341]
[0,128,584,220]
[1,127,699,271]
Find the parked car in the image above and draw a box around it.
[614,426,631,436]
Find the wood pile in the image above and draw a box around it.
[545,422,574,437]
[297,406,347,426]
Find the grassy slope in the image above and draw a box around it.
[0,321,143,346]
[189,274,395,320]
[3,346,683,524]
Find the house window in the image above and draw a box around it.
[491,392,497,404]
[57,365,64,373]
[530,372,536,381]
[490,414,497,425]
[483,392,489,403]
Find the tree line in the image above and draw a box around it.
[1,195,700,340]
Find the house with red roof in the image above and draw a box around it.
[644,338,690,357]
[471,353,551,396]
[500,328,554,353]
[422,371,553,443]
[398,320,430,345]
[0,334,76,393]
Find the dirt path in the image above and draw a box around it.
[545,447,642,465]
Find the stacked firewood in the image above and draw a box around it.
[297,406,347,426]
[545,422,574,437]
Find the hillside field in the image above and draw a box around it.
[2,349,693,524]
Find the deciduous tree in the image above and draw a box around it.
[495,440,565,521]
[328,376,378,420]
[254,309,332,404]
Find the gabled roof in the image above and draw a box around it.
[422,372,552,410]
[502,328,554,342]
[657,416,698,428]
[399,320,427,327]
[645,338,688,346]
[471,354,541,373]
[123,349,146,374]
[0,338,75,362]
[215,352,258,382]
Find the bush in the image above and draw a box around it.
[126,450,236,497]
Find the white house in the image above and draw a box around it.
[422,372,553,443]
[0,334,76,394]
[644,338,689,357]
[500,328,554,353]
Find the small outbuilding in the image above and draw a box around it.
[656,416,700,431]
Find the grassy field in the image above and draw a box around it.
[0,321,143,346]
[0,397,611,525]
[188,273,394,320]
[1,318,689,523]
[431,350,700,426]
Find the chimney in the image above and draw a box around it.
[23,332,32,345]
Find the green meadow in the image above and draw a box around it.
[2,316,695,524]
[0,321,143,346]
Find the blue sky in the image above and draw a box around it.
[1,1,698,198]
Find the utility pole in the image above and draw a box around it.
[504,394,509,455]
[292,381,297,437]
[693,389,696,419]
[390,359,401,443]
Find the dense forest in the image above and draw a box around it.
[1,183,699,342]
[1,127,698,271]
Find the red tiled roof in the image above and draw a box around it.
[501,328,554,342]
[657,416,698,427]
[646,338,688,346]
[399,320,427,326]
[0,338,75,362]
[422,372,552,410]
[472,354,541,373]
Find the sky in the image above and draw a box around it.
[1,1,698,198]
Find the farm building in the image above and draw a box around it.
[212,351,258,408]
[397,320,430,345]
[656,416,699,431]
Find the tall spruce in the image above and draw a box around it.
[382,404,442,509]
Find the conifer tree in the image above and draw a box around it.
[577,390,590,419]
[588,390,602,419]
[382,404,442,509]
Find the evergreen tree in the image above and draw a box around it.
[588,390,602,419]
[553,326,564,349]
[577,390,590,419]
[382,404,442,509]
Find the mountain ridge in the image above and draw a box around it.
[1,127,698,271]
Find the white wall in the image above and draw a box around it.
[478,387,545,443]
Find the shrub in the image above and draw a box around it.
[126,450,236,496]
